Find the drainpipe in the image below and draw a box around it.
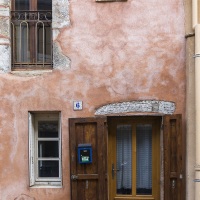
[193,0,200,198]
[195,24,200,199]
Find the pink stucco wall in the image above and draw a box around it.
[0,0,185,199]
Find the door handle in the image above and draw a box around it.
[71,174,78,181]
[112,164,119,179]
[172,179,176,189]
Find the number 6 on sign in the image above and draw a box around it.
[73,101,83,110]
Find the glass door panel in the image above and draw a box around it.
[136,124,152,195]
[116,125,132,195]
[108,117,160,200]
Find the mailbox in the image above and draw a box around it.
[78,144,92,164]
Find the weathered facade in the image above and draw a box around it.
[0,0,187,200]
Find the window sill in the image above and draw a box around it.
[10,70,53,77]
[30,185,62,189]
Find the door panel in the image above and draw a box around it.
[69,118,107,200]
[164,114,185,200]
[108,117,161,200]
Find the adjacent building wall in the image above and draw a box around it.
[185,0,200,199]
[0,0,186,199]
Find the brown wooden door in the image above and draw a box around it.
[164,114,185,200]
[69,118,108,200]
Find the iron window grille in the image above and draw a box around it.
[11,0,52,70]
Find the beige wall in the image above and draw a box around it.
[0,0,186,199]
[185,0,197,199]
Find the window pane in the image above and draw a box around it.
[14,24,29,62]
[136,124,152,195]
[38,141,59,158]
[38,0,52,10]
[38,121,58,138]
[37,24,52,63]
[38,161,59,177]
[15,0,29,10]
[116,125,132,195]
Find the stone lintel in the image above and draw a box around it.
[95,100,176,115]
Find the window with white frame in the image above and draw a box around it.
[29,112,62,187]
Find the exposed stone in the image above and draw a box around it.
[0,45,10,73]
[0,37,9,44]
[0,7,9,17]
[52,0,71,69]
[95,100,176,115]
[53,42,71,70]
[52,0,70,29]
[52,29,60,41]
[0,16,9,38]
[0,0,9,6]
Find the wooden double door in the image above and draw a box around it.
[69,115,185,200]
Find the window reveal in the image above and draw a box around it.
[29,112,62,187]
[11,0,52,69]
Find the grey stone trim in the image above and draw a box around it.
[0,7,9,17]
[95,100,176,115]
[0,0,9,6]
[53,42,71,70]
[52,0,71,70]
[52,0,70,29]
[0,16,9,38]
[0,6,10,72]
[0,45,10,73]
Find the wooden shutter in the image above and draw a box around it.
[69,117,107,200]
[163,114,185,200]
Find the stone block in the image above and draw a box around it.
[0,45,11,73]
[53,42,71,70]
[0,7,9,17]
[95,100,176,115]
[0,0,9,6]
[0,16,9,38]
[52,0,70,29]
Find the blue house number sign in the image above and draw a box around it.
[73,101,83,110]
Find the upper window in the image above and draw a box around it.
[29,112,62,187]
[11,0,52,70]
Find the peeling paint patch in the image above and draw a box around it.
[95,100,176,115]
